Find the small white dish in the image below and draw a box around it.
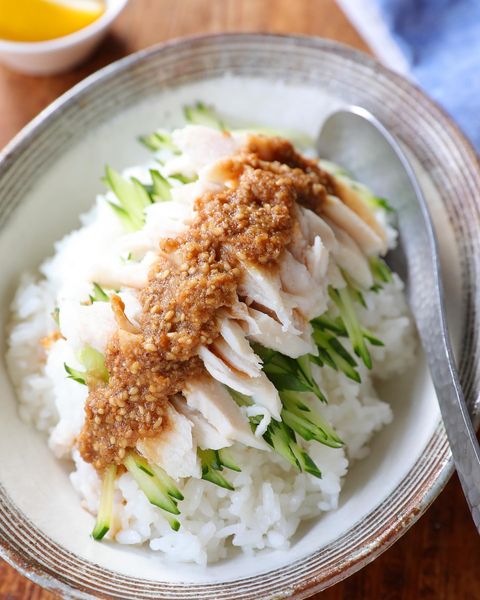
[0,0,128,76]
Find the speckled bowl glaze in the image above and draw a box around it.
[0,34,479,599]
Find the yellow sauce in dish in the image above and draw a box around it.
[0,0,105,42]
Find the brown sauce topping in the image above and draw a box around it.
[78,136,332,471]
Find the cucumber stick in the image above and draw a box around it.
[124,452,180,517]
[92,464,117,540]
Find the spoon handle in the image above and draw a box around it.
[411,212,480,529]
[425,285,480,529]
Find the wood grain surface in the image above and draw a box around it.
[0,1,478,598]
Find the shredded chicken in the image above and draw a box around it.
[77,135,383,472]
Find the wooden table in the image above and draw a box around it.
[1,1,479,598]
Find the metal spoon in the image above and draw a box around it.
[317,106,480,531]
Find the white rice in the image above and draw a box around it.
[6,129,416,565]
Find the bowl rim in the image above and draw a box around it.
[0,31,479,599]
[0,0,129,53]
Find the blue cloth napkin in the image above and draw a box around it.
[340,0,480,152]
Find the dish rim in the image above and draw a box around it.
[0,31,478,599]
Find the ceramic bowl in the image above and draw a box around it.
[0,0,128,75]
[0,34,479,599]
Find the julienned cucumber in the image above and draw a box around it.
[124,452,181,526]
[198,448,241,490]
[92,464,117,540]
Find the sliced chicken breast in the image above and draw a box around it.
[183,376,268,450]
[137,404,200,480]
